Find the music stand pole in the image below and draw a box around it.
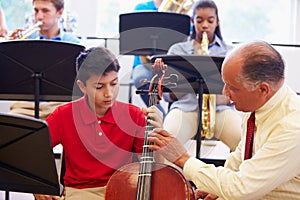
[150,35,158,56]
[195,78,204,159]
[33,73,42,119]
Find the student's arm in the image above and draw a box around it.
[0,7,8,37]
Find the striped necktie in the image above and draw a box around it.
[244,112,255,160]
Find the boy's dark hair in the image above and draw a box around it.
[32,0,64,11]
[76,46,121,84]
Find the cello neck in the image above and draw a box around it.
[136,60,165,200]
[136,92,157,200]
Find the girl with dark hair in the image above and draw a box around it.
[163,0,242,153]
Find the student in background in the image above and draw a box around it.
[9,0,81,120]
[163,0,242,152]
[9,0,79,43]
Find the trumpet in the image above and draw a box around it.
[16,21,43,40]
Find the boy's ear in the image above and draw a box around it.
[76,80,86,94]
[57,8,64,18]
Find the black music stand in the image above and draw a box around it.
[119,12,190,55]
[0,40,85,118]
[0,113,60,196]
[151,55,225,160]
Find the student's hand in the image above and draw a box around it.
[142,105,163,128]
[33,194,62,200]
[8,28,24,40]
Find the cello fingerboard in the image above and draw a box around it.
[136,91,157,200]
[136,122,154,200]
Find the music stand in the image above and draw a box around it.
[0,113,60,196]
[151,55,225,160]
[0,40,85,118]
[119,12,190,55]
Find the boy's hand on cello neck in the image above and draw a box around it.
[142,106,163,128]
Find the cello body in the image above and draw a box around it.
[105,162,195,200]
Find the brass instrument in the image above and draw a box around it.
[198,32,216,139]
[158,0,194,14]
[17,21,42,40]
[199,32,210,55]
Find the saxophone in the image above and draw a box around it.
[199,32,216,139]
[199,32,209,55]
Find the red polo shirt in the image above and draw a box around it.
[46,96,146,188]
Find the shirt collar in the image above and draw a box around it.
[209,35,222,48]
[40,28,65,41]
[75,95,117,125]
[255,83,287,122]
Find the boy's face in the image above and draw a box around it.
[77,71,119,117]
[33,0,63,32]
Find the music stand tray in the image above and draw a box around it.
[0,40,85,101]
[0,40,85,118]
[119,12,190,55]
[0,113,60,195]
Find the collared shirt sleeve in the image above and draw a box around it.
[184,128,300,199]
[223,145,242,171]
[46,106,64,147]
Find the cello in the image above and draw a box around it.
[105,58,195,200]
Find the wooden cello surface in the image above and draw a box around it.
[105,59,195,200]
[105,162,195,200]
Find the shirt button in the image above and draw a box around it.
[98,120,101,124]
[98,132,103,136]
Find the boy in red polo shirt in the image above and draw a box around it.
[34,46,163,200]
